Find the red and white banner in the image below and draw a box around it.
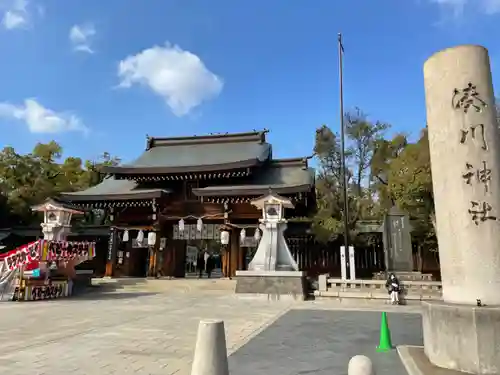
[0,241,41,271]
[0,240,96,271]
[40,240,96,261]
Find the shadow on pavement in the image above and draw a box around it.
[71,287,158,301]
[229,310,423,375]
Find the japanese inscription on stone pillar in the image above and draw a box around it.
[454,82,495,225]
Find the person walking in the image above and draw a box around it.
[206,253,215,278]
[196,251,206,279]
[203,249,209,271]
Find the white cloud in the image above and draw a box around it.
[429,0,500,15]
[69,23,96,54]
[3,11,24,29]
[0,99,88,134]
[482,0,500,13]
[1,0,29,30]
[117,43,223,117]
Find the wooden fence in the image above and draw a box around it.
[286,235,386,278]
[287,235,441,279]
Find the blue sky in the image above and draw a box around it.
[0,0,499,164]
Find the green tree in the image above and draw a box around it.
[345,108,389,195]
[81,152,121,188]
[312,109,389,242]
[370,133,408,210]
[373,129,437,269]
[388,130,434,229]
[312,125,346,242]
[0,143,120,225]
[0,146,44,223]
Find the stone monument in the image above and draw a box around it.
[403,45,500,374]
[381,206,413,273]
[235,192,307,300]
[373,208,434,281]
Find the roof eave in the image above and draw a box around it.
[101,158,264,175]
[192,184,312,197]
[60,190,168,202]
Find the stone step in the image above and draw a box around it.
[314,290,441,301]
[92,277,147,286]
[93,278,237,293]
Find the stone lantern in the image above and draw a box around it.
[246,192,298,271]
[32,199,84,241]
[235,191,306,300]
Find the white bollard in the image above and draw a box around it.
[191,319,229,375]
[348,355,374,375]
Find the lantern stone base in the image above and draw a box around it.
[234,270,308,301]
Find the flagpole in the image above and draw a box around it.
[338,33,350,276]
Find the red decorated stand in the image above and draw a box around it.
[0,239,95,301]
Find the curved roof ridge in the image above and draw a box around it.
[269,156,313,169]
[146,130,269,149]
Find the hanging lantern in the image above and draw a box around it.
[136,230,144,244]
[220,230,230,245]
[254,228,261,242]
[196,217,203,232]
[147,231,157,246]
[122,229,129,242]
[178,218,185,232]
[240,228,246,244]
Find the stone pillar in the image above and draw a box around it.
[425,45,500,306]
[421,45,500,374]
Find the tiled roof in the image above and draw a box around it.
[101,131,271,175]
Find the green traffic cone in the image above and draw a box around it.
[376,312,393,352]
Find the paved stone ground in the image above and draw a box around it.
[0,291,290,375]
[0,281,423,375]
[229,309,423,375]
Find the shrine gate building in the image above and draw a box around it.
[59,130,316,278]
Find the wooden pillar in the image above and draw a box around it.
[163,239,186,278]
[163,246,173,276]
[229,230,239,278]
[162,242,171,277]
[221,247,226,277]
[105,227,118,277]
[221,237,231,278]
[238,245,245,271]
[219,225,231,278]
[148,248,154,277]
[162,224,176,277]
[174,240,187,278]
[148,225,164,277]
[147,236,159,277]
